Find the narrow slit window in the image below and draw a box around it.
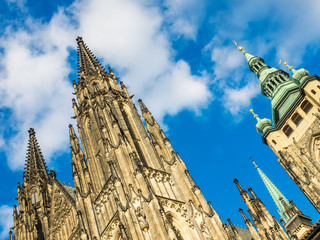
[301,100,313,114]
[31,190,39,204]
[311,89,316,95]
[283,125,294,137]
[279,75,285,81]
[291,113,303,126]
[272,140,277,145]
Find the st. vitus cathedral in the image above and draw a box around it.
[8,38,320,240]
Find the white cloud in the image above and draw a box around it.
[72,0,210,120]
[0,0,211,170]
[5,0,26,12]
[223,81,260,117]
[206,0,320,116]
[144,60,211,119]
[210,45,243,81]
[0,9,76,169]
[163,0,205,40]
[0,205,13,239]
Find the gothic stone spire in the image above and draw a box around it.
[23,128,49,183]
[76,36,105,78]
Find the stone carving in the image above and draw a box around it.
[101,218,120,240]
[143,167,174,186]
[136,207,149,232]
[200,221,213,240]
[160,199,194,229]
[313,137,320,162]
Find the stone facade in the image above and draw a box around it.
[10,37,230,240]
[264,76,320,213]
[234,42,320,239]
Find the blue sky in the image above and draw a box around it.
[1,0,320,238]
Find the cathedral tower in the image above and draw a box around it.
[11,37,229,239]
[70,36,228,240]
[236,43,320,213]
[13,129,80,239]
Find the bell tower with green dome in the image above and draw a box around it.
[236,42,320,214]
[234,41,304,125]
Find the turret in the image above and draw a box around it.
[282,61,309,85]
[250,109,272,134]
[235,41,301,125]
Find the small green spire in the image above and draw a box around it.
[251,159,292,223]
[250,109,272,133]
[236,42,302,126]
[280,60,309,85]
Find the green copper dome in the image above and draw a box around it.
[284,63,309,85]
[250,110,272,133]
[236,44,303,125]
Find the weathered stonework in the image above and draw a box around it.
[265,76,320,213]
[10,37,230,240]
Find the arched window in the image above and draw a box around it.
[31,189,39,204]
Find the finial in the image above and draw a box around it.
[250,109,260,122]
[250,156,258,168]
[250,109,272,133]
[76,36,83,43]
[28,128,35,136]
[233,40,244,52]
[279,59,296,73]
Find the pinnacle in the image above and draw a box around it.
[76,37,105,77]
[76,36,83,43]
[28,127,35,136]
[69,124,79,144]
[23,128,49,183]
[233,178,248,196]
[138,99,149,113]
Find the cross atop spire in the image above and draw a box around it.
[76,36,105,78]
[23,128,49,183]
[252,159,292,222]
